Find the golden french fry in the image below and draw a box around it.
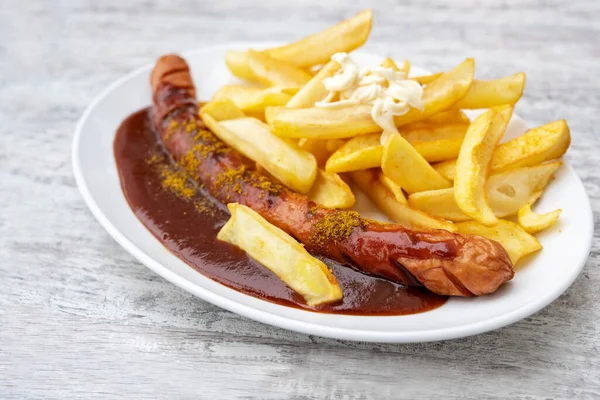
[394,58,475,126]
[286,60,341,108]
[325,121,467,173]
[456,220,541,265]
[452,73,526,110]
[454,106,513,225]
[212,85,293,114]
[402,122,469,162]
[325,133,382,173]
[517,204,562,234]
[401,59,411,76]
[408,162,562,221]
[266,58,474,138]
[307,169,355,209]
[246,50,313,89]
[380,57,399,70]
[378,172,407,204]
[201,113,317,194]
[416,109,470,126]
[264,9,373,68]
[218,203,342,306]
[411,72,443,85]
[297,138,331,167]
[432,159,457,181]
[382,134,452,194]
[200,98,246,121]
[325,139,346,153]
[492,119,571,172]
[266,104,376,139]
[225,50,256,81]
[350,169,456,232]
[430,119,570,180]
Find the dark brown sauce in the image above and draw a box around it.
[113,108,447,315]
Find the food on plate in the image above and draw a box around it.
[452,73,526,110]
[286,60,341,108]
[218,203,343,306]
[378,172,407,204]
[429,120,570,180]
[212,85,295,114]
[149,54,513,298]
[201,102,318,193]
[307,169,355,209]
[517,204,562,234]
[454,106,513,226]
[408,162,561,221]
[350,169,456,232]
[266,57,474,139]
[325,133,382,172]
[457,220,542,265]
[263,9,373,67]
[490,119,571,172]
[246,50,312,89]
[382,134,452,193]
[115,10,571,314]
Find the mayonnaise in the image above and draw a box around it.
[315,52,424,144]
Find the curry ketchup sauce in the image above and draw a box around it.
[114,108,447,315]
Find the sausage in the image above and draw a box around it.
[149,54,514,296]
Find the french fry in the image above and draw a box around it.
[264,9,373,68]
[266,104,376,139]
[401,59,411,76]
[297,138,331,167]
[200,98,246,121]
[382,134,452,194]
[378,172,407,204]
[326,139,346,153]
[325,120,467,173]
[200,110,317,193]
[246,50,313,89]
[380,57,409,76]
[325,133,382,173]
[456,220,542,265]
[452,73,526,110]
[429,119,570,180]
[266,58,475,138]
[491,119,571,172]
[454,106,513,225]
[218,203,343,306]
[225,50,256,81]
[408,162,562,221]
[350,169,456,232]
[416,109,470,126]
[212,85,294,114]
[432,159,457,181]
[307,169,356,209]
[517,204,562,234]
[380,57,399,71]
[402,122,469,162]
[411,72,443,85]
[286,60,341,108]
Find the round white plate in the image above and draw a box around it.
[72,43,594,343]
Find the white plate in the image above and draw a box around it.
[72,43,594,343]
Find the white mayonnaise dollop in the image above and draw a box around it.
[315,52,424,144]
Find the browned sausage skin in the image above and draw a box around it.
[150,54,514,296]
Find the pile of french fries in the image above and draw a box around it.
[206,8,571,300]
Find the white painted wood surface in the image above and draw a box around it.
[1,0,599,398]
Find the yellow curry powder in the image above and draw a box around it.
[311,211,364,246]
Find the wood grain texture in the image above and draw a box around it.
[1,0,599,398]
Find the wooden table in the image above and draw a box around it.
[2,1,599,398]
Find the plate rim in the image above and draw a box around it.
[72,42,595,343]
